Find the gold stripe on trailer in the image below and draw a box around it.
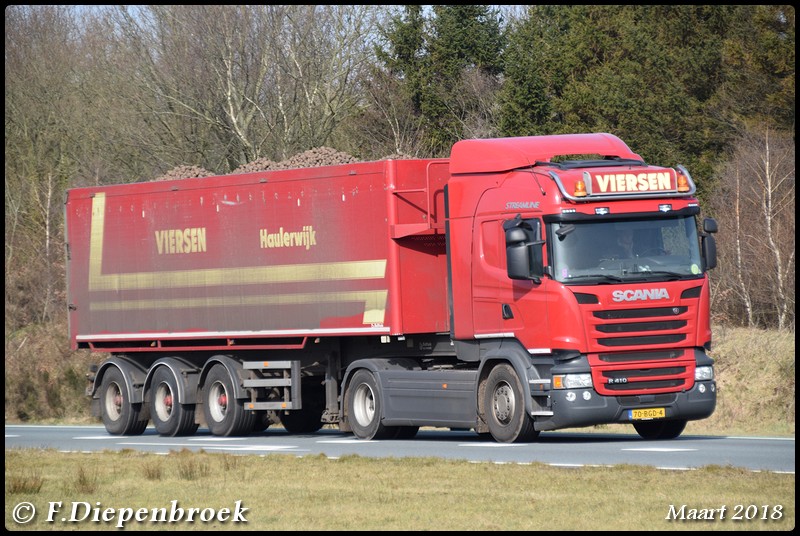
[87,193,387,291]
[89,290,389,325]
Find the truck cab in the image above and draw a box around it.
[445,133,718,440]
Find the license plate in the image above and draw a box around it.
[629,408,665,420]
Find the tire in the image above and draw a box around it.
[99,366,147,436]
[202,364,254,437]
[633,419,687,440]
[150,366,198,437]
[346,369,396,440]
[484,363,539,443]
[280,386,325,434]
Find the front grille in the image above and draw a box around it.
[598,350,683,363]
[603,379,685,391]
[585,298,697,395]
[596,320,686,333]
[604,367,686,379]
[594,306,686,319]
[590,304,691,350]
[598,334,686,347]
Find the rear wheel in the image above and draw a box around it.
[484,363,539,443]
[633,419,687,440]
[99,366,147,436]
[150,366,198,437]
[203,364,254,436]
[346,369,396,440]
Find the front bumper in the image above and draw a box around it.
[533,380,716,431]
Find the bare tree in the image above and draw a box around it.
[342,68,428,159]
[108,5,380,171]
[711,128,795,330]
[5,6,83,327]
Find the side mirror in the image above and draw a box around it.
[701,217,718,270]
[504,215,544,281]
[702,234,717,270]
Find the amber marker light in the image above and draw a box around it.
[573,180,587,197]
[677,173,690,193]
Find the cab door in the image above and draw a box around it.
[472,215,549,349]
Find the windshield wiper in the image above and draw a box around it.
[628,270,693,281]
[566,273,624,283]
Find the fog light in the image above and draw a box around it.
[582,391,592,401]
[698,383,706,393]
[565,391,576,402]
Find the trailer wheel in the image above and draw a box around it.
[633,419,687,440]
[150,366,198,437]
[346,370,396,440]
[99,366,147,436]
[202,364,254,436]
[484,363,539,443]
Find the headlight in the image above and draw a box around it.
[553,373,593,389]
[695,366,714,381]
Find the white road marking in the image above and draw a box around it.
[622,447,697,452]
[458,443,522,448]
[317,439,377,444]
[117,441,298,451]
[75,435,130,439]
[187,437,244,441]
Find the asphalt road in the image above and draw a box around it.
[5,424,794,473]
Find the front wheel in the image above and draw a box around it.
[150,366,198,437]
[483,364,539,443]
[99,366,147,436]
[633,419,687,440]
[202,364,254,436]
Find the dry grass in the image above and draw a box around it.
[695,325,795,436]
[5,449,795,531]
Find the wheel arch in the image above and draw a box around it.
[340,357,421,401]
[90,356,149,417]
[339,357,421,432]
[197,355,249,400]
[475,339,540,428]
[144,357,201,406]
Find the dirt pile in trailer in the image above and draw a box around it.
[155,147,417,180]
[153,165,214,181]
[231,146,359,174]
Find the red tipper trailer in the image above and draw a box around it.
[66,158,450,347]
[67,133,719,442]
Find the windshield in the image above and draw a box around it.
[550,216,703,284]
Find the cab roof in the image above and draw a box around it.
[449,133,642,175]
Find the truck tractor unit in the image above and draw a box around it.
[66,133,718,442]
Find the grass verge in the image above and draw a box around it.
[5,449,795,531]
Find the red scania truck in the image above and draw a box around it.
[67,133,718,442]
